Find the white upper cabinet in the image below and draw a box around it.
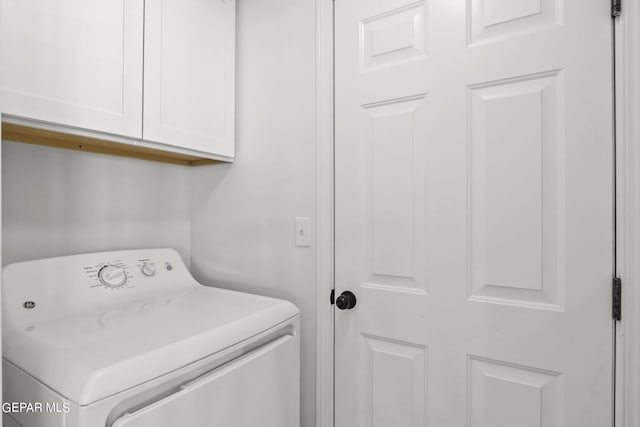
[143,0,236,158]
[0,0,236,161]
[0,0,144,138]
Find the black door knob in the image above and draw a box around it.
[336,291,357,310]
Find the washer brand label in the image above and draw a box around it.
[23,301,35,309]
[2,402,70,413]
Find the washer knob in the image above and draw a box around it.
[141,263,156,277]
[98,265,127,288]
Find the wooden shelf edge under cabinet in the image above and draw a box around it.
[1,121,232,167]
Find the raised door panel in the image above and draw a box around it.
[468,71,564,310]
[143,0,235,158]
[0,0,143,137]
[468,356,562,427]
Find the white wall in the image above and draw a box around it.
[190,0,317,426]
[2,141,191,265]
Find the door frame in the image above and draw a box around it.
[314,2,635,426]
[314,0,334,426]
[616,2,640,427]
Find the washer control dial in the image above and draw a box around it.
[98,265,127,288]
[141,263,156,277]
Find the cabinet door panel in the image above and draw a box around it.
[0,0,143,137]
[144,0,235,158]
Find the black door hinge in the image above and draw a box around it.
[613,277,622,321]
[612,0,622,17]
[330,289,335,305]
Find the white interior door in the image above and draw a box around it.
[334,1,614,426]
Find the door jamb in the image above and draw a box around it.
[616,1,640,426]
[315,0,335,426]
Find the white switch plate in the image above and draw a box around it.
[295,217,311,247]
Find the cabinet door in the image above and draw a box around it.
[0,0,144,137]
[143,0,236,158]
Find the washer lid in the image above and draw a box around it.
[3,286,299,405]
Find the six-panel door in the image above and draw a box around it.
[335,0,614,426]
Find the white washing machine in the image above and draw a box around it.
[2,248,300,427]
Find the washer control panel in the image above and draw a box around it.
[3,248,194,328]
[82,255,176,291]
